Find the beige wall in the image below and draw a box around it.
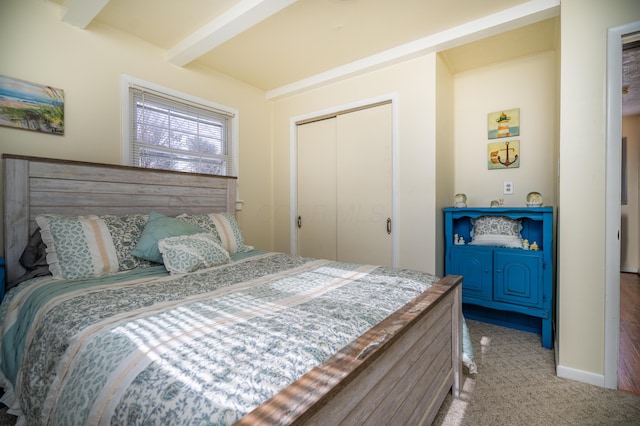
[621,115,640,271]
[0,0,273,253]
[270,48,558,277]
[435,55,455,278]
[271,55,440,273]
[558,0,640,378]
[453,51,558,207]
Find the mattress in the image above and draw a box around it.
[0,251,475,425]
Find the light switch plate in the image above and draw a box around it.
[504,181,514,195]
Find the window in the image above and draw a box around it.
[122,76,237,176]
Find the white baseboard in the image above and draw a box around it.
[556,365,605,387]
[620,266,639,273]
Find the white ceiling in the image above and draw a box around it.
[47,0,638,114]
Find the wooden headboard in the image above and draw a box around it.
[3,154,237,283]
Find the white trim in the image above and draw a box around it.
[266,0,559,100]
[605,20,640,390]
[620,266,639,274]
[289,116,298,253]
[289,94,399,267]
[391,97,399,267]
[556,365,604,388]
[119,74,240,179]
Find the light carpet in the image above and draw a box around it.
[434,320,640,425]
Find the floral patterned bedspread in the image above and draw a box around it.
[0,252,470,425]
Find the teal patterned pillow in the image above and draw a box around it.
[158,233,230,274]
[176,214,222,243]
[470,216,523,248]
[36,215,120,279]
[101,214,153,271]
[177,212,253,253]
[132,211,206,264]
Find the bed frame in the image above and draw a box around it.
[2,154,462,425]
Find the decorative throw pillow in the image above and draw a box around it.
[176,214,222,242]
[469,216,523,248]
[177,212,253,253]
[36,215,120,279]
[158,233,230,274]
[132,211,206,264]
[19,228,48,272]
[101,214,153,271]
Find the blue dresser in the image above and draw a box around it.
[444,207,554,348]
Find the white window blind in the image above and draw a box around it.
[128,86,234,176]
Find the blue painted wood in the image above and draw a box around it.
[494,250,543,309]
[444,207,554,348]
[462,304,543,334]
[450,247,492,301]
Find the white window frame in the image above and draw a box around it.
[120,74,239,178]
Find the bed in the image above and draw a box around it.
[1,154,473,425]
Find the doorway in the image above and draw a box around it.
[605,20,640,390]
[619,34,640,394]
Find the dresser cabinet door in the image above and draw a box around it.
[451,247,493,301]
[493,250,543,308]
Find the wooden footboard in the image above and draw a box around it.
[239,274,463,425]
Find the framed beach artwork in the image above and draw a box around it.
[488,108,519,139]
[0,74,64,135]
[488,140,520,169]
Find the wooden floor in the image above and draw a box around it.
[619,272,640,395]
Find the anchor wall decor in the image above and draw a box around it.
[488,140,520,169]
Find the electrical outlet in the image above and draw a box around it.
[503,181,514,195]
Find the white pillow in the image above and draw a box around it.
[469,216,523,248]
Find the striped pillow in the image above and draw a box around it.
[208,213,253,253]
[36,215,119,279]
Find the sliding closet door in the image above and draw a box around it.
[336,103,392,265]
[297,117,337,260]
[297,102,392,265]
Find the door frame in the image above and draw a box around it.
[289,93,399,267]
[605,20,640,389]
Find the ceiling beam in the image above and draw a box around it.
[266,0,560,100]
[60,0,110,29]
[167,0,297,67]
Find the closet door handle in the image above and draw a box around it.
[386,218,392,235]
[297,216,302,229]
